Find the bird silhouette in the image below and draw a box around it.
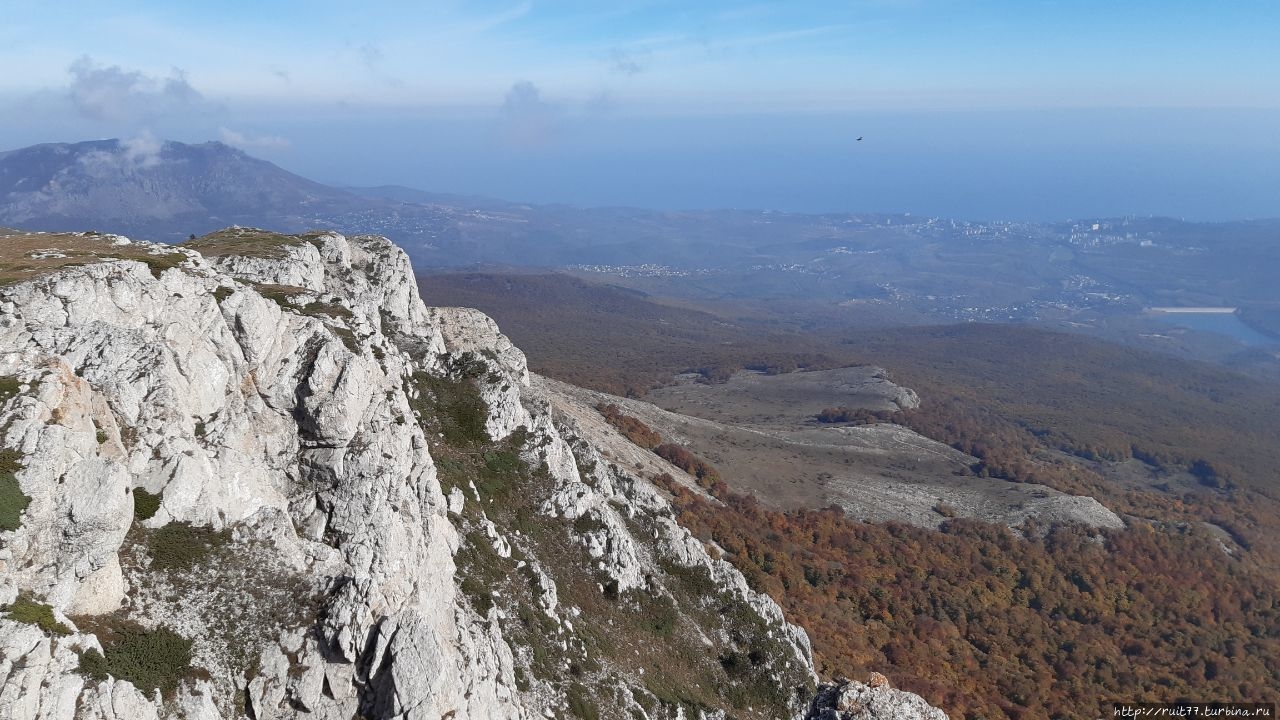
[856,136,863,141]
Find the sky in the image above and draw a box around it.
[1,0,1278,220]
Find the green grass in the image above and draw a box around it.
[567,682,601,720]
[249,283,308,308]
[326,324,360,354]
[4,595,71,635]
[638,594,679,639]
[139,252,188,280]
[77,619,193,697]
[410,369,492,448]
[133,488,161,522]
[0,447,30,531]
[301,300,353,319]
[148,522,231,571]
[0,375,21,405]
[186,229,312,259]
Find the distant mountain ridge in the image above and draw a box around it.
[3,138,1279,355]
[0,139,370,241]
[0,138,915,265]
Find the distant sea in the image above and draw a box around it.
[1154,312,1279,347]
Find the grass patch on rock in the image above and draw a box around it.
[0,375,22,405]
[138,251,188,280]
[409,356,493,449]
[244,283,360,353]
[300,299,353,319]
[0,447,31,531]
[3,594,71,635]
[116,519,322,689]
[249,283,308,307]
[186,228,313,259]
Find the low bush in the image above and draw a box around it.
[814,406,898,425]
[148,522,230,571]
[78,621,193,697]
[596,403,662,449]
[133,488,161,521]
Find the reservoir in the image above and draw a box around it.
[1150,308,1279,347]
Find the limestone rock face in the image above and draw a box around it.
[805,677,949,720]
[0,230,818,720]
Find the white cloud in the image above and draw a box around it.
[608,48,646,76]
[500,81,560,147]
[120,132,164,167]
[76,131,165,174]
[67,56,203,121]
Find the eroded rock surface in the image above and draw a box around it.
[805,677,949,720]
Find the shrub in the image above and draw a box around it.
[133,488,161,522]
[148,522,230,571]
[3,595,71,635]
[653,443,723,493]
[815,406,898,425]
[78,622,193,697]
[596,403,662,449]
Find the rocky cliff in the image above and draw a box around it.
[0,228,948,719]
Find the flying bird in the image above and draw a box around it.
[856,136,863,142]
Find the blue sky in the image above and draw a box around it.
[1,0,1277,219]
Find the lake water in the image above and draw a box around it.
[1154,312,1279,347]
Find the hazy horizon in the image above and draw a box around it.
[2,1,1277,222]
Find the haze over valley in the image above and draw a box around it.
[3,138,1277,378]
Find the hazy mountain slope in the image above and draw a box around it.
[416,272,853,394]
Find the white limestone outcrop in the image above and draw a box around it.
[0,230,842,720]
[805,677,949,720]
